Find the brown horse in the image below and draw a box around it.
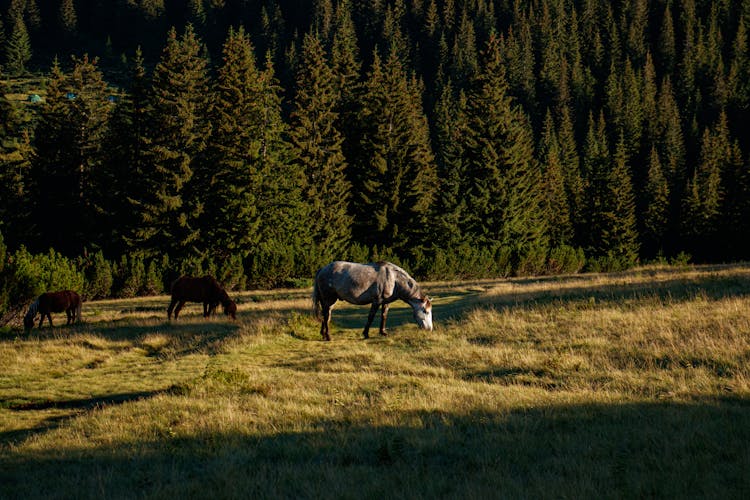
[167,275,237,320]
[23,290,82,330]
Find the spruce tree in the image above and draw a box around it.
[461,35,548,259]
[100,47,150,255]
[432,81,469,249]
[642,146,670,258]
[352,49,438,255]
[198,27,265,259]
[5,16,31,76]
[30,56,111,255]
[289,32,351,259]
[539,110,573,247]
[129,25,211,259]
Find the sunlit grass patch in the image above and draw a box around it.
[2,264,750,497]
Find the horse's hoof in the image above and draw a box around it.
[380,331,388,337]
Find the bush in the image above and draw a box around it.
[546,245,586,275]
[217,254,246,291]
[515,245,548,277]
[83,251,114,300]
[113,253,145,298]
[420,243,513,280]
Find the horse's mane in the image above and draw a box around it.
[381,262,424,300]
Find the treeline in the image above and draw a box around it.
[1,0,750,302]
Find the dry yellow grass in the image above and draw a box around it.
[2,264,750,498]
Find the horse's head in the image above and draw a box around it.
[223,299,237,320]
[411,295,433,331]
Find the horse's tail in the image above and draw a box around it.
[312,273,322,320]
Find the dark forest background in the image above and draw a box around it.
[1,0,749,309]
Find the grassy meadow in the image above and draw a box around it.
[2,264,750,498]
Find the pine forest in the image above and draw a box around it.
[1,0,750,307]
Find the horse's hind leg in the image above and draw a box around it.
[320,304,332,341]
[46,313,53,328]
[379,303,390,336]
[67,309,73,324]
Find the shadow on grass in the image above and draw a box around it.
[0,387,182,447]
[1,398,749,498]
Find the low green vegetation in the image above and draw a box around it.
[2,264,750,498]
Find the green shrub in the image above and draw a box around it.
[114,253,145,298]
[142,259,162,295]
[217,254,246,291]
[515,245,549,277]
[83,250,113,300]
[546,245,586,275]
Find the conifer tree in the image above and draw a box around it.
[432,81,469,249]
[352,49,437,254]
[539,111,574,247]
[197,27,265,258]
[30,56,111,254]
[4,16,31,76]
[99,47,150,255]
[289,32,351,259]
[461,35,548,258]
[0,73,31,246]
[682,127,724,259]
[245,53,312,278]
[129,25,211,259]
[642,146,670,257]
[557,105,585,245]
[59,0,78,36]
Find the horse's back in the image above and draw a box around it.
[318,261,395,305]
[39,290,80,312]
[171,275,222,302]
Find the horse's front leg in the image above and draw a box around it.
[379,303,390,336]
[167,299,178,319]
[174,301,185,319]
[46,313,53,328]
[67,309,73,324]
[363,302,379,339]
[203,302,209,317]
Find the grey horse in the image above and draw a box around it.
[312,261,433,341]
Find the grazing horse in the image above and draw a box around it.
[23,290,82,330]
[167,275,237,320]
[312,261,433,341]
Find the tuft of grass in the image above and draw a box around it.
[2,264,750,498]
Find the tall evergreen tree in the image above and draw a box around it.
[642,145,670,258]
[4,16,31,76]
[539,110,573,247]
[58,0,78,36]
[289,32,351,259]
[99,47,150,255]
[461,35,548,258]
[198,27,267,259]
[351,49,437,254]
[129,25,211,259]
[432,81,469,249]
[30,56,111,255]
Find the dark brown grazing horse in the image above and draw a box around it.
[167,275,237,320]
[23,290,82,330]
